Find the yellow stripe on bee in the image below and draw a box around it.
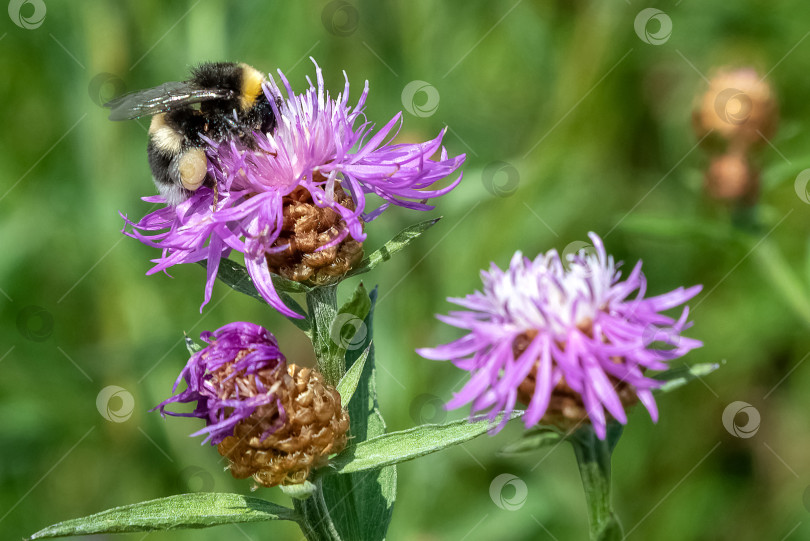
[239,63,265,111]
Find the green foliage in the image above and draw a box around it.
[331,412,524,474]
[6,1,810,540]
[27,493,298,539]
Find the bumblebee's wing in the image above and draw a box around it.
[104,81,234,121]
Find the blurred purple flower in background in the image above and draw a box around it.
[418,233,702,439]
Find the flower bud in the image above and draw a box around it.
[155,322,350,487]
[693,68,778,150]
[218,364,350,487]
[704,151,759,204]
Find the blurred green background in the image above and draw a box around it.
[3,1,810,539]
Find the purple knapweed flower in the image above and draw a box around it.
[154,321,287,445]
[125,59,465,318]
[417,233,702,439]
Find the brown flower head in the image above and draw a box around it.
[693,67,778,150]
[265,181,364,286]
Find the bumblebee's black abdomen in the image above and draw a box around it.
[189,62,244,92]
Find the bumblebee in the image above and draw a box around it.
[105,62,278,205]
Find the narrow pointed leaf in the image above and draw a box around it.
[336,343,371,406]
[28,493,298,539]
[347,218,441,277]
[199,259,310,332]
[653,362,720,393]
[335,282,373,353]
[199,258,309,295]
[330,412,524,474]
[498,426,564,456]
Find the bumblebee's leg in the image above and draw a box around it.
[169,148,208,193]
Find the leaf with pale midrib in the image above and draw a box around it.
[28,493,298,539]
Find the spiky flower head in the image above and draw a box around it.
[125,60,465,318]
[417,233,702,439]
[155,322,349,486]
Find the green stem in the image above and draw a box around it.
[294,479,343,541]
[570,424,624,541]
[749,236,810,328]
[305,285,343,386]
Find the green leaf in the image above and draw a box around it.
[306,285,341,387]
[199,258,311,333]
[297,287,397,541]
[347,218,441,277]
[28,493,298,539]
[653,362,720,393]
[200,258,309,296]
[498,426,564,456]
[336,343,371,407]
[331,412,524,474]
